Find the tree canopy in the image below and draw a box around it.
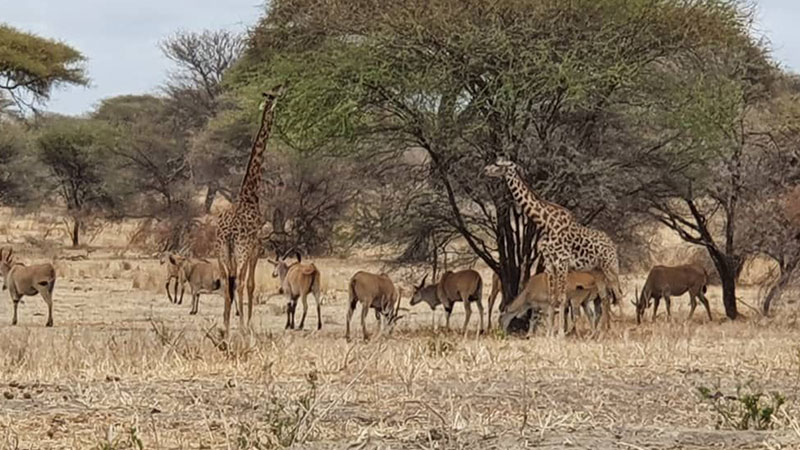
[227,0,772,315]
[0,24,88,113]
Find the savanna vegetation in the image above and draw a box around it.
[2,2,800,449]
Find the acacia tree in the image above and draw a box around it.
[632,36,775,319]
[35,117,114,246]
[0,25,87,114]
[235,0,762,306]
[161,29,245,210]
[743,83,800,314]
[93,95,189,213]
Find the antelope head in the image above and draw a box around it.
[409,274,429,306]
[267,247,302,286]
[0,247,13,290]
[385,288,405,331]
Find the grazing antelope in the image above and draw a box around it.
[634,264,711,324]
[409,269,484,334]
[500,271,610,336]
[268,249,322,330]
[176,257,229,316]
[345,271,402,341]
[159,252,185,304]
[0,247,56,327]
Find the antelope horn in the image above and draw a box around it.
[395,288,403,318]
[280,247,301,262]
[631,284,640,308]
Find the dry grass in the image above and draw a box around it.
[0,210,799,449]
[0,254,799,450]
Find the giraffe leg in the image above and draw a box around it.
[222,276,234,340]
[246,257,257,329]
[236,264,247,332]
[547,267,568,338]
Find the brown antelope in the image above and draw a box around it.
[345,271,402,341]
[159,252,184,303]
[0,247,56,327]
[500,271,610,336]
[267,249,322,330]
[634,264,711,324]
[176,257,228,316]
[409,269,484,334]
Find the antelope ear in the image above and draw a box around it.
[169,255,177,265]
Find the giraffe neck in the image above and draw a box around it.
[504,171,565,231]
[237,100,276,210]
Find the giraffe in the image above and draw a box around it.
[215,86,283,339]
[484,157,622,336]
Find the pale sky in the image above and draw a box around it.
[3,0,798,116]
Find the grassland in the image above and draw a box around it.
[0,250,799,450]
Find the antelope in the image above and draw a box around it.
[267,249,322,330]
[0,247,56,327]
[345,271,403,341]
[634,264,711,324]
[159,252,185,304]
[409,269,484,334]
[499,271,610,336]
[176,257,229,316]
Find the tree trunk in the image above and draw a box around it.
[71,218,80,247]
[709,248,738,319]
[762,259,798,315]
[203,184,217,214]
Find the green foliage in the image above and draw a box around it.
[34,115,116,245]
[93,95,190,212]
[228,0,769,289]
[0,24,87,110]
[698,384,786,430]
[35,116,113,210]
[0,121,37,204]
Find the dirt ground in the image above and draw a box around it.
[0,250,799,450]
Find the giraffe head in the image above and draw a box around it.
[259,84,286,112]
[483,157,519,178]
